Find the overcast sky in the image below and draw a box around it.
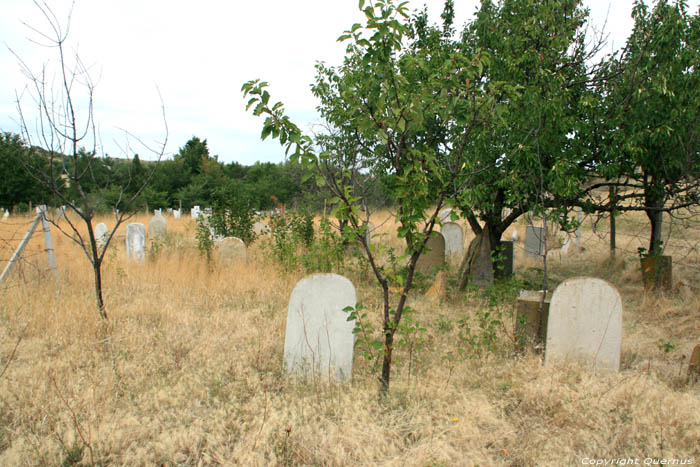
[1,0,696,165]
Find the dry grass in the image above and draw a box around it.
[0,210,698,466]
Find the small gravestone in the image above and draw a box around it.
[494,240,514,277]
[688,344,700,383]
[191,206,201,219]
[253,221,268,236]
[545,277,622,371]
[464,228,493,286]
[173,209,181,219]
[441,222,464,259]
[3,210,9,219]
[217,237,247,263]
[415,232,446,275]
[94,223,108,249]
[516,290,552,350]
[439,208,454,223]
[126,223,146,262]
[154,208,162,216]
[283,273,356,381]
[525,226,545,256]
[148,215,167,240]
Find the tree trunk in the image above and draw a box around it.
[92,261,107,320]
[646,207,664,256]
[380,331,394,395]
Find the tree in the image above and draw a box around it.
[10,2,167,319]
[243,0,502,392]
[583,0,700,256]
[0,132,51,211]
[450,0,607,285]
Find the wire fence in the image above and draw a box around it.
[0,213,55,291]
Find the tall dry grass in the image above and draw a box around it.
[0,210,698,466]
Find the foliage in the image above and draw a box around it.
[243,0,500,392]
[585,0,700,255]
[208,182,258,246]
[0,133,52,210]
[195,216,215,265]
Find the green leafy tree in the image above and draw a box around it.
[452,0,605,285]
[583,0,700,256]
[243,0,502,392]
[0,132,51,210]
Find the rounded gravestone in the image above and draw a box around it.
[125,223,146,262]
[441,222,464,258]
[94,223,108,249]
[148,214,167,239]
[545,277,622,371]
[283,273,356,381]
[217,236,247,263]
[415,232,446,275]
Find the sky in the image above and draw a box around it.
[1,0,697,165]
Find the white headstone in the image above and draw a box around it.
[2,210,9,219]
[253,221,267,236]
[441,222,464,258]
[217,236,247,263]
[283,273,356,381]
[545,277,622,371]
[191,206,201,219]
[153,208,162,216]
[439,208,454,223]
[94,223,108,249]
[148,214,167,239]
[173,209,181,219]
[126,223,146,262]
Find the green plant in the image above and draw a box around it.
[344,303,382,372]
[657,339,676,353]
[209,182,258,246]
[195,217,214,265]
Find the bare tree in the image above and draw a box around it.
[10,1,167,319]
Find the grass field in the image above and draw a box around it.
[0,210,698,466]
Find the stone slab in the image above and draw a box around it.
[441,222,464,259]
[545,277,622,371]
[217,236,247,263]
[148,214,167,239]
[415,232,446,275]
[126,223,146,262]
[525,226,545,256]
[283,273,356,381]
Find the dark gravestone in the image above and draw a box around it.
[494,241,514,278]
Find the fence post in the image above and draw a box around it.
[38,205,59,283]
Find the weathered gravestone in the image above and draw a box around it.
[494,240,514,277]
[463,228,493,286]
[153,208,162,216]
[125,223,146,262]
[216,236,247,263]
[283,273,356,381]
[545,277,622,371]
[94,223,108,249]
[148,214,167,240]
[415,232,446,275]
[525,226,545,256]
[173,209,181,219]
[191,206,201,219]
[515,290,552,350]
[253,221,268,236]
[2,210,9,219]
[441,222,464,259]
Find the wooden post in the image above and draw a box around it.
[609,187,616,259]
[0,213,42,284]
